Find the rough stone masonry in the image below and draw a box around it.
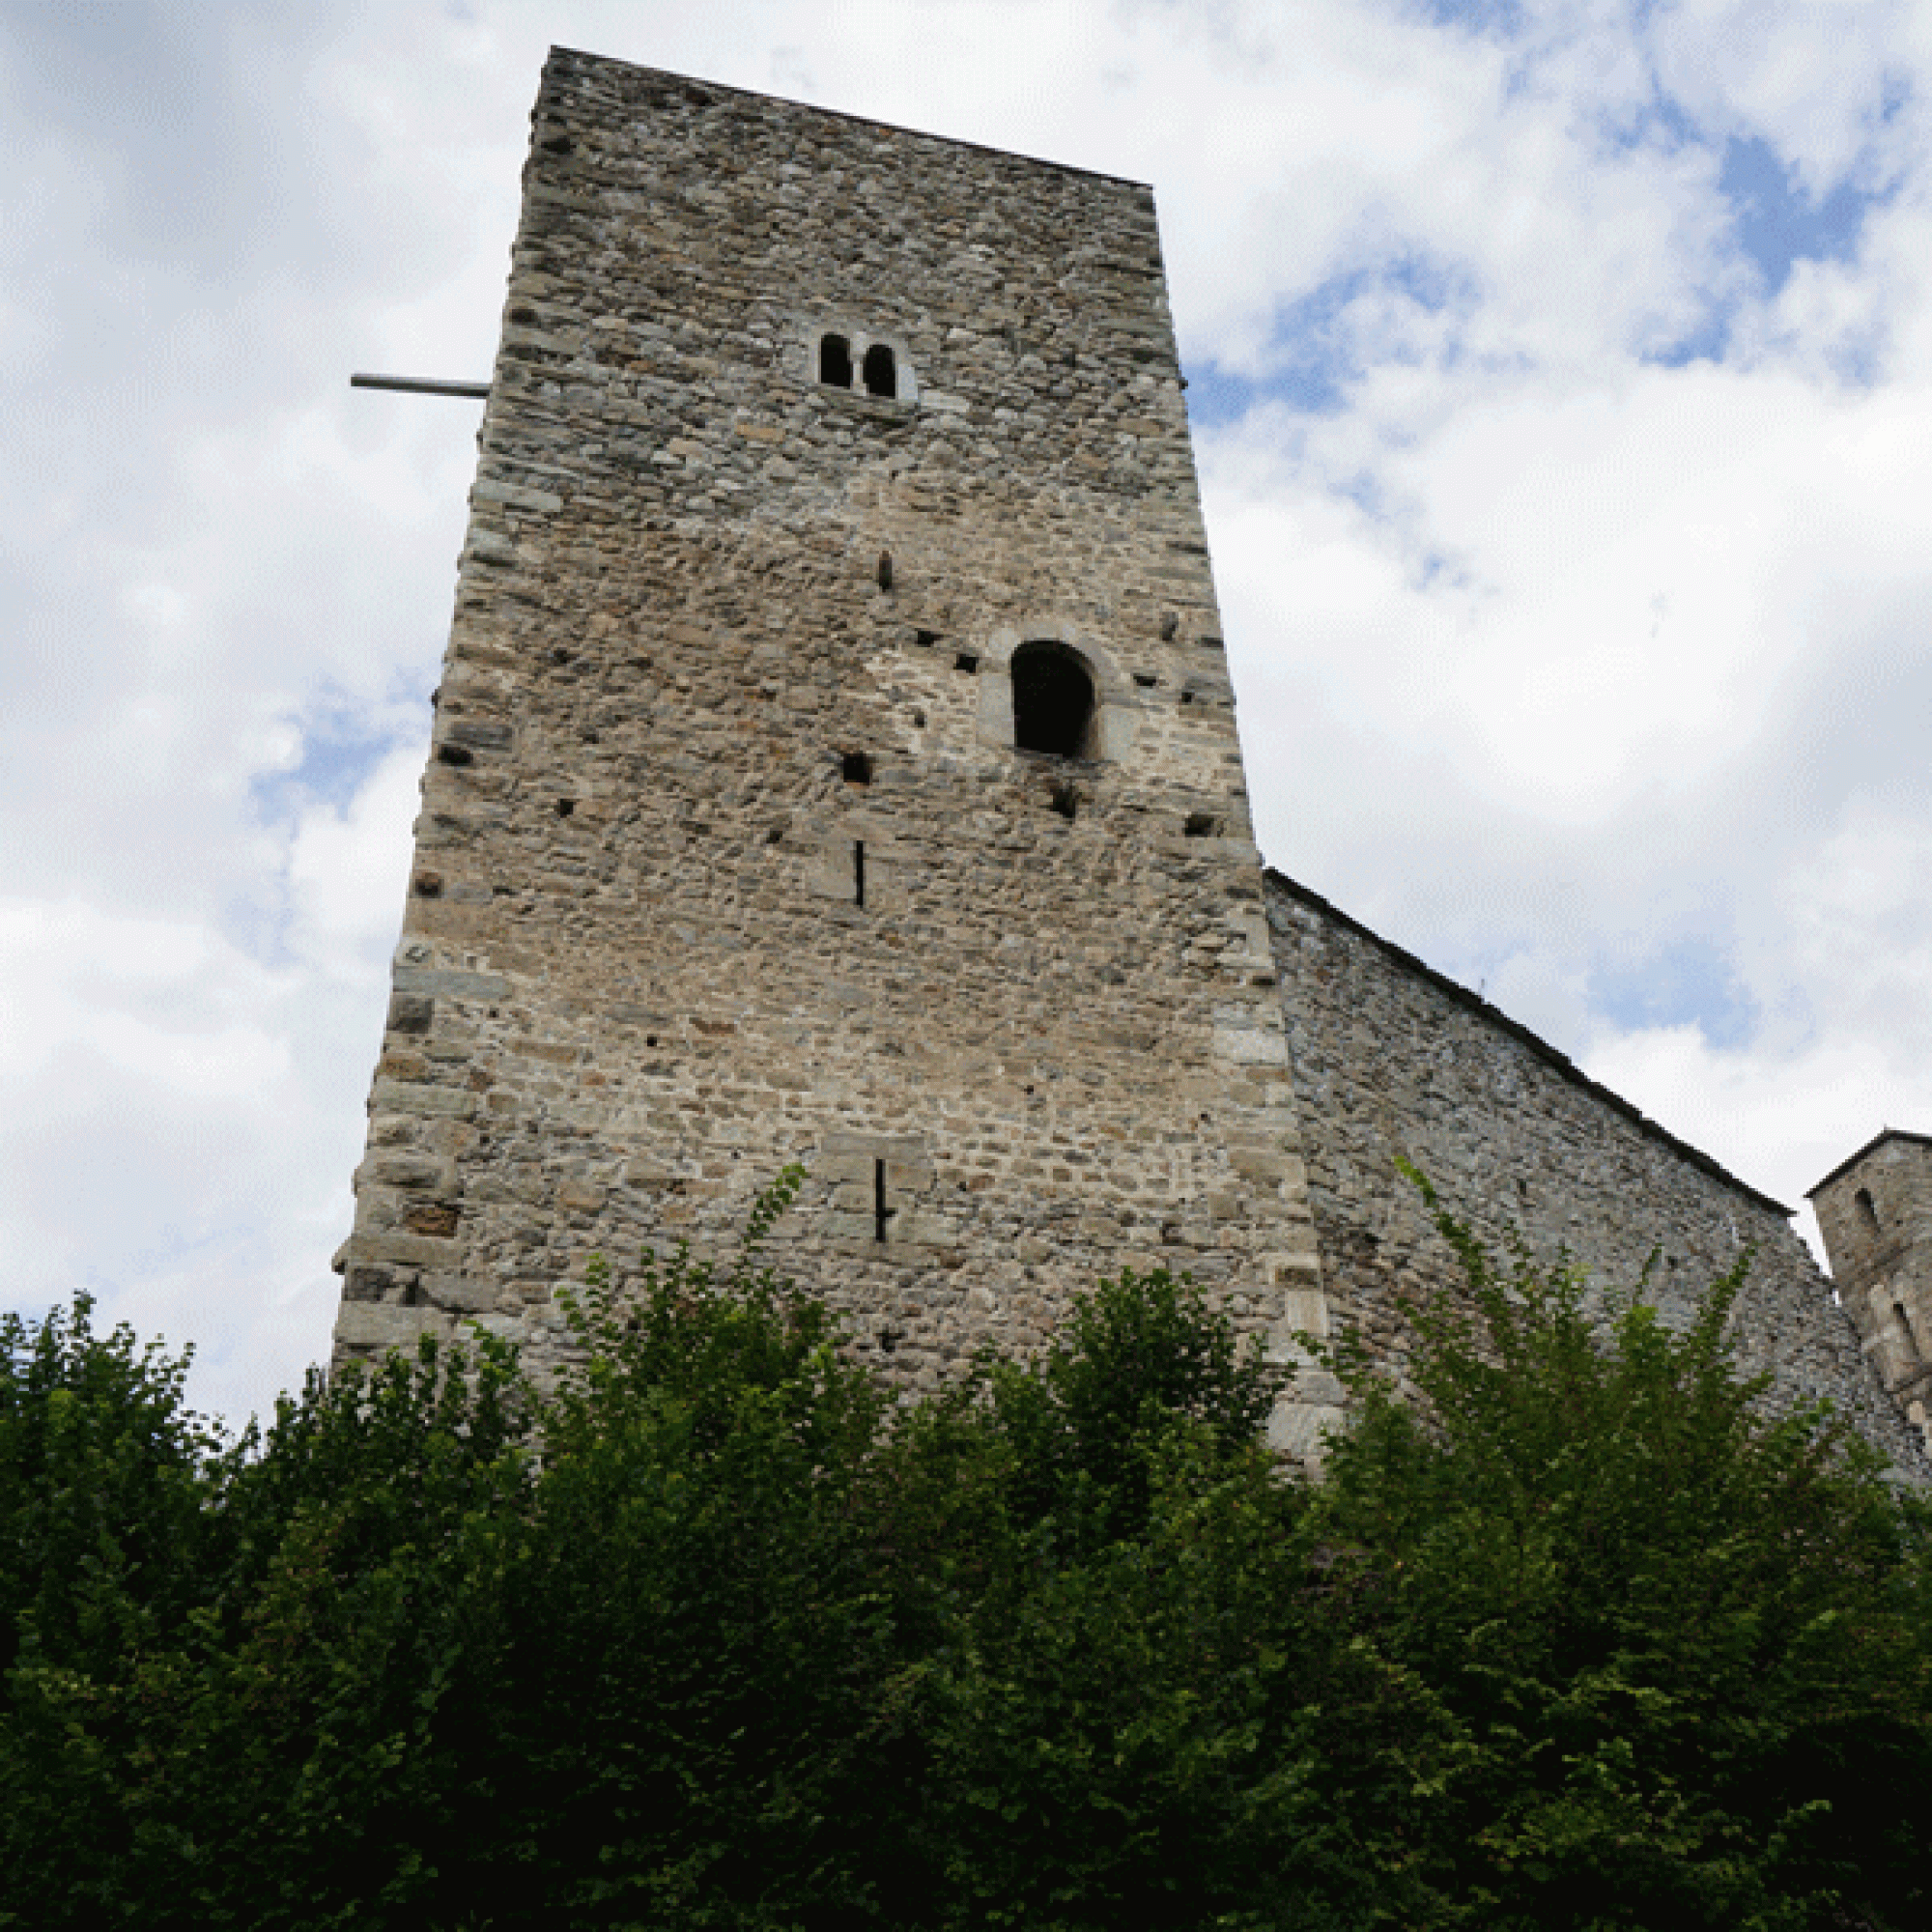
[333,46,1921,1473]
[333,46,1345,1455]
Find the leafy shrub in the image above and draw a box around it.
[4,1175,1931,1930]
[1310,1175,1932,1929]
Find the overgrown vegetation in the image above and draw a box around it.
[5,1174,1930,1930]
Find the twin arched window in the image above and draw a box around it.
[818,332,899,400]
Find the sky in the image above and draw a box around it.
[4,0,1930,1424]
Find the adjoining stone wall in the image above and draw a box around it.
[333,49,1340,1448]
[1265,870,1926,1472]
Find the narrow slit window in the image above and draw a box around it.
[863,343,897,398]
[819,333,854,387]
[1898,1301,1919,1360]
[873,1158,891,1242]
[854,839,867,907]
[1858,1186,1881,1234]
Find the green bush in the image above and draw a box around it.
[1308,1175,1932,1929]
[0,1297,529,1930]
[4,1175,1930,1930]
[455,1174,908,1928]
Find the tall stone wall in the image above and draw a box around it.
[333,49,1340,1446]
[1266,870,1925,1470]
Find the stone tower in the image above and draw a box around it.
[332,48,1342,1451]
[1809,1131,1932,1438]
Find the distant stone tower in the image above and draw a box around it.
[1809,1132,1932,1438]
[332,49,1342,1449]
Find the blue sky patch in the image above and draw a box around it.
[1183,362,1264,429]
[249,696,415,826]
[1590,935,1759,1051]
[1648,301,1736,370]
[1185,252,1465,427]
[1647,131,1885,367]
[1406,0,1524,35]
[235,692,425,968]
[1719,134,1874,294]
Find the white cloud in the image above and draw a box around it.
[283,743,424,978]
[6,0,1932,1419]
[1649,0,1917,188]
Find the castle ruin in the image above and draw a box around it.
[330,46,1925,1474]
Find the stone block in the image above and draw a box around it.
[1229,1148,1291,1184]
[344,1232,463,1269]
[1267,1400,1348,1463]
[895,1211,960,1250]
[360,1153,453,1191]
[424,1274,501,1314]
[1276,1289,1330,1336]
[371,1079,477,1120]
[386,992,435,1035]
[391,968,511,1001]
[333,1304,451,1351]
[1212,1022,1289,1067]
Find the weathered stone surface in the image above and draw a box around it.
[423,1274,502,1314]
[1266,871,1926,1472]
[331,49,1331,1441]
[369,1079,476,1120]
[1810,1132,1932,1446]
[333,1304,450,1351]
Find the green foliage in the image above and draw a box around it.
[465,1167,910,1926]
[0,1305,530,1930]
[0,1295,235,1927]
[974,1264,1284,1537]
[0,1295,228,1681]
[1309,1171,1932,1929]
[5,1172,1932,1930]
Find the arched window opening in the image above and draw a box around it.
[863,343,897,398]
[1858,1186,1881,1235]
[1010,641,1095,758]
[819,334,853,387]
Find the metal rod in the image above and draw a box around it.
[350,374,491,399]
